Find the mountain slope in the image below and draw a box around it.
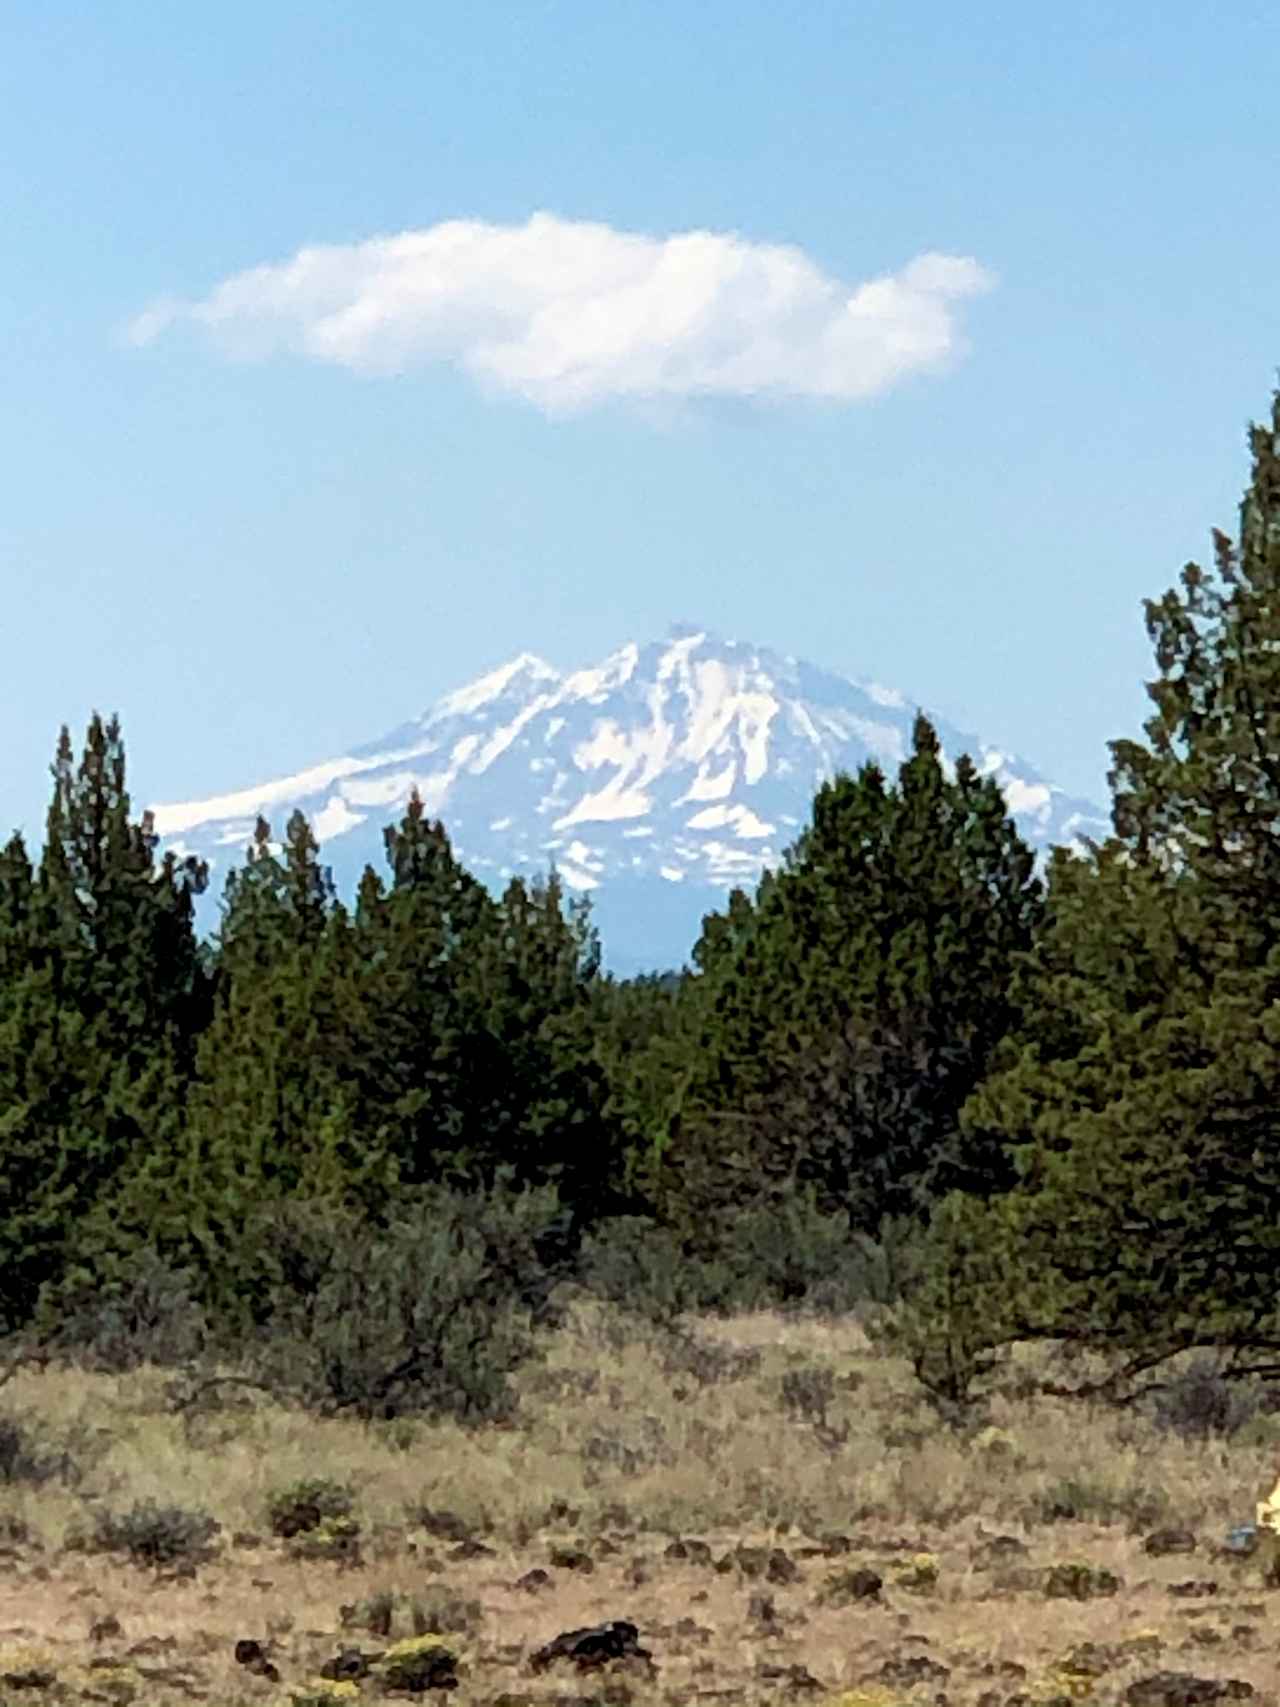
[150,624,1109,972]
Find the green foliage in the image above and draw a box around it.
[648,714,1043,1246]
[454,869,616,1215]
[867,1190,1014,1410]
[376,1638,459,1694]
[266,1476,355,1538]
[214,811,333,981]
[286,1514,363,1563]
[0,1412,74,1487]
[31,1245,209,1372]
[1149,1355,1261,1441]
[69,1499,221,1568]
[574,1215,720,1323]
[231,1176,576,1421]
[0,717,209,1329]
[578,1197,924,1325]
[333,792,499,1188]
[900,386,1280,1399]
[263,1480,364,1562]
[589,968,698,1214]
[28,386,1280,1391]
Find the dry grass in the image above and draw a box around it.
[0,1290,1276,1705]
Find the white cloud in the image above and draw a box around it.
[129,212,995,415]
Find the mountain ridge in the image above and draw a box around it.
[150,625,1110,973]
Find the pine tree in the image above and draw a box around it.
[902,387,1280,1400]
[141,807,377,1321]
[0,834,35,986]
[457,872,616,1215]
[162,901,394,1328]
[591,966,697,1217]
[335,793,497,1188]
[0,716,209,1328]
[214,811,334,983]
[651,714,1043,1244]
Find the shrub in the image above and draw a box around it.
[230,1177,573,1423]
[1033,1476,1124,1526]
[1042,1561,1121,1600]
[341,1589,398,1638]
[291,1683,360,1707]
[779,1365,838,1428]
[32,1248,208,1373]
[657,1327,762,1386]
[412,1586,483,1636]
[287,1514,362,1564]
[375,1637,458,1694]
[1150,1356,1259,1441]
[574,1216,722,1324]
[893,1553,940,1594]
[576,1195,922,1322]
[340,1586,481,1641]
[865,1193,1007,1414]
[70,1499,220,1568]
[694,1197,927,1317]
[1029,1474,1170,1531]
[756,1207,926,1314]
[0,1414,73,1487]
[267,1477,354,1539]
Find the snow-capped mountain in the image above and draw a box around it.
[150,624,1110,974]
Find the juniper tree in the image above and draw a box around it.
[335,792,499,1188]
[0,716,209,1328]
[457,871,616,1218]
[213,810,334,985]
[894,388,1280,1403]
[648,713,1043,1247]
[128,806,388,1322]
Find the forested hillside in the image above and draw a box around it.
[5,389,1280,1430]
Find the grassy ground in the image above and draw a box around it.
[0,1291,1277,1706]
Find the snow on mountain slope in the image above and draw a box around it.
[150,624,1110,973]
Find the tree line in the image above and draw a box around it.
[4,386,1280,1415]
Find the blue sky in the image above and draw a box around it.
[4,1,1279,845]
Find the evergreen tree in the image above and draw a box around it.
[650,714,1043,1244]
[213,811,334,984]
[0,834,35,986]
[164,905,393,1328]
[342,809,616,1213]
[334,792,498,1188]
[900,388,1280,1401]
[457,872,616,1215]
[140,808,371,1322]
[590,966,697,1216]
[0,716,209,1328]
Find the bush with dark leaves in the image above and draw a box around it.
[1151,1356,1259,1442]
[33,1247,208,1373]
[779,1364,838,1428]
[575,1217,728,1324]
[227,1175,576,1423]
[70,1499,220,1568]
[267,1477,354,1538]
[577,1196,923,1324]
[0,1413,74,1487]
[657,1328,762,1386]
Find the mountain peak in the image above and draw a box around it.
[432,650,560,718]
[151,629,1109,972]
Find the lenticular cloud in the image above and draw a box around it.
[129,212,995,415]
